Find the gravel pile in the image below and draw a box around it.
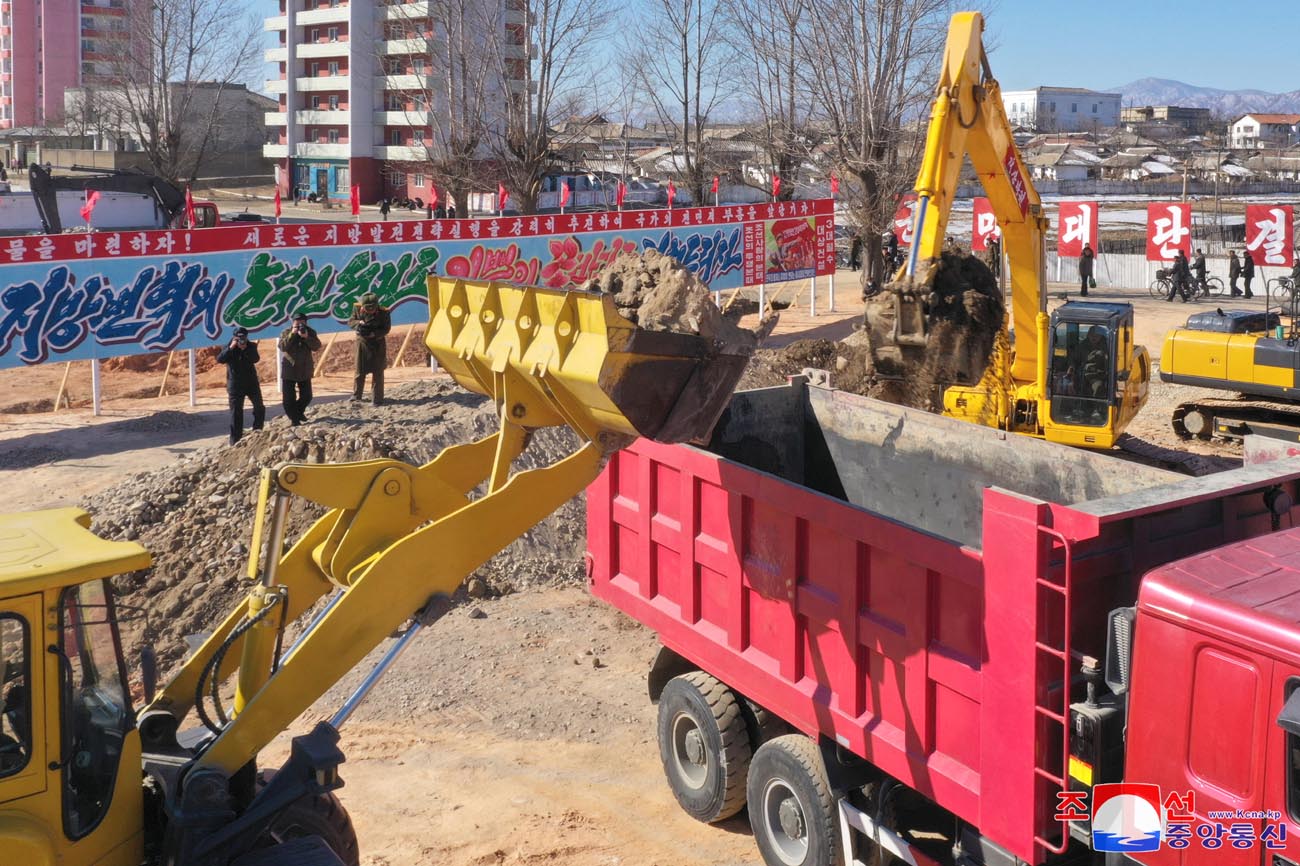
[86,379,585,670]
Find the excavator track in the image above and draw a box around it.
[1114,434,1226,477]
[1171,397,1300,443]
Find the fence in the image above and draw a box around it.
[1047,251,1292,293]
[957,179,1300,198]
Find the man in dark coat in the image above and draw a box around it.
[1079,243,1094,296]
[278,312,322,426]
[1242,249,1256,299]
[217,327,264,444]
[1167,250,1192,303]
[446,203,458,219]
[1228,250,1242,296]
[1192,249,1207,296]
[380,198,391,221]
[349,291,391,405]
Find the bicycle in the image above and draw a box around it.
[1193,275,1225,299]
[1150,268,1195,301]
[1268,276,1297,306]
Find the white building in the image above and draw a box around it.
[1002,87,1121,132]
[263,0,528,203]
[1229,114,1300,149]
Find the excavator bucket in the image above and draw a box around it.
[425,276,754,444]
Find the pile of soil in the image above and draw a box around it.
[86,379,585,671]
[583,249,763,354]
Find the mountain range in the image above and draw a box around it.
[1109,78,1300,116]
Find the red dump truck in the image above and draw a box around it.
[587,377,1300,866]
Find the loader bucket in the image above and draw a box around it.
[425,276,754,444]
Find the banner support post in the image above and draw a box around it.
[91,359,102,417]
[829,272,836,313]
[188,349,197,407]
[809,274,817,317]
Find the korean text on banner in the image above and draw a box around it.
[1145,203,1192,262]
[1245,205,1295,267]
[1057,202,1097,258]
[971,197,1000,252]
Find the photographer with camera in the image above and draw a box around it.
[216,327,265,444]
[278,312,322,426]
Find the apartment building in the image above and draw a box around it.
[0,0,138,129]
[264,0,528,203]
[1002,87,1121,132]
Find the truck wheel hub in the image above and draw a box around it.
[684,729,705,765]
[778,797,804,839]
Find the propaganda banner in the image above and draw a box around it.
[0,200,836,369]
[1057,202,1098,257]
[1145,203,1192,262]
[971,197,1000,252]
[892,194,918,246]
[1245,204,1295,267]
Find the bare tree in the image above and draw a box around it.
[803,0,957,285]
[381,0,495,214]
[99,0,260,183]
[627,0,734,204]
[724,0,815,201]
[483,0,610,214]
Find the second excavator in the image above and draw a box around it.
[863,12,1150,450]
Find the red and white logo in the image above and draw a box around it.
[1091,783,1163,853]
[971,197,1000,251]
[1058,201,1097,258]
[1146,203,1192,261]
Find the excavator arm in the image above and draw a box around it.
[28,164,187,234]
[138,276,757,864]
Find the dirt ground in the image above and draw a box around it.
[0,270,1257,865]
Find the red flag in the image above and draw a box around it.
[711,175,719,194]
[350,184,360,216]
[970,197,1001,252]
[1246,204,1296,267]
[497,182,509,211]
[830,175,839,196]
[616,180,627,208]
[667,181,676,208]
[430,187,439,210]
[80,190,100,223]
[186,185,198,226]
[772,174,781,199]
[559,179,571,208]
[272,186,281,219]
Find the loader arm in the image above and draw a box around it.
[894,10,1049,385]
[143,277,755,781]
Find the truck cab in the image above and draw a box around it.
[0,508,147,866]
[1122,525,1300,864]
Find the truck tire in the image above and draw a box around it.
[747,735,840,866]
[255,770,360,866]
[657,671,752,822]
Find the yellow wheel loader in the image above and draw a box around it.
[863,11,1150,449]
[0,277,757,866]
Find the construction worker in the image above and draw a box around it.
[1078,326,1109,400]
[217,327,264,444]
[278,312,322,426]
[1167,250,1192,303]
[349,292,391,406]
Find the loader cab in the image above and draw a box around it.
[1047,303,1133,429]
[0,508,148,866]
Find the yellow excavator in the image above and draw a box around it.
[0,277,756,865]
[864,11,1150,449]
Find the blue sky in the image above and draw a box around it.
[983,0,1296,92]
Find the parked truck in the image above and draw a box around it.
[588,374,1300,866]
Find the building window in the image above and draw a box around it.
[328,61,339,76]
[413,129,424,144]
[328,94,339,110]
[1092,104,1098,113]
[1070,103,1077,112]
[413,57,425,74]
[311,95,322,109]
[390,129,402,145]
[389,170,404,186]
[328,26,338,41]
[388,94,402,110]
[310,61,320,76]
[310,27,319,42]
[328,128,339,143]
[1050,101,1056,111]
[413,173,425,187]
[336,167,349,188]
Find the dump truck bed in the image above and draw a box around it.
[586,378,1300,864]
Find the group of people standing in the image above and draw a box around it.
[216,293,393,445]
[1077,246,1282,303]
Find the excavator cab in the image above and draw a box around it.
[1045,303,1147,447]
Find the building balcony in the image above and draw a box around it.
[296,41,350,58]
[295,109,350,125]
[502,41,529,60]
[381,1,428,22]
[265,78,288,93]
[295,142,351,158]
[374,145,428,161]
[264,144,289,158]
[265,46,287,62]
[374,110,430,126]
[297,75,350,92]
[297,6,349,26]
[504,6,526,24]
[265,112,288,125]
[382,37,432,55]
[381,74,430,91]
[265,14,288,31]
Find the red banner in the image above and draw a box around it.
[1145,203,1192,262]
[1057,201,1097,258]
[971,197,1000,252]
[1245,204,1295,267]
[892,194,917,246]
